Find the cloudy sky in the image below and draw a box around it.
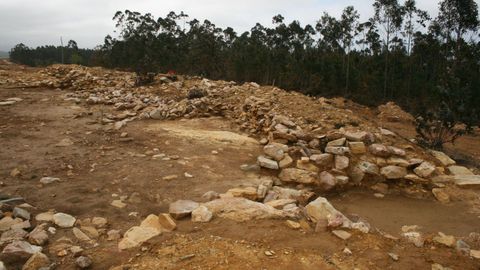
[0,0,442,51]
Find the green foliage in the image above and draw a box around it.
[9,41,94,66]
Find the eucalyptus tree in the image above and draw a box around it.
[372,0,403,99]
[339,6,360,94]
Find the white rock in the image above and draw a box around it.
[52,213,76,228]
[39,177,60,185]
[191,206,213,223]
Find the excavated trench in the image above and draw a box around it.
[145,117,480,238]
[330,190,480,237]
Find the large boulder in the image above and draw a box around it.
[203,197,285,222]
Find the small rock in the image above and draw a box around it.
[310,153,333,166]
[191,206,213,223]
[278,154,294,168]
[470,249,480,259]
[91,217,108,228]
[257,155,279,170]
[430,150,455,166]
[201,191,220,201]
[342,247,352,255]
[1,228,28,244]
[239,164,260,172]
[380,166,407,179]
[279,168,317,184]
[107,230,121,241]
[225,187,258,200]
[266,199,296,209]
[335,155,349,170]
[72,227,91,242]
[348,141,366,154]
[305,197,350,227]
[324,147,350,155]
[169,200,199,219]
[35,212,54,223]
[264,250,274,256]
[111,200,126,209]
[447,165,474,175]
[76,256,93,269]
[388,252,399,261]
[432,188,450,203]
[433,232,455,247]
[39,177,60,185]
[285,220,301,230]
[263,143,287,161]
[56,138,74,147]
[118,226,160,250]
[157,214,176,232]
[10,168,21,177]
[319,171,336,190]
[22,252,50,270]
[414,162,436,178]
[13,207,30,221]
[402,231,424,247]
[332,230,352,240]
[369,144,390,157]
[0,217,22,232]
[327,138,346,147]
[1,240,42,264]
[28,224,49,246]
[52,213,76,228]
[162,175,178,181]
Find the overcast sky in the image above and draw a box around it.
[0,0,445,51]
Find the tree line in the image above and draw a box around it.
[9,0,480,127]
[9,40,95,66]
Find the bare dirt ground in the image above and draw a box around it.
[1,61,480,269]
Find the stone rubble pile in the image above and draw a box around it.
[0,200,107,269]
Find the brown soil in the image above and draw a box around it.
[1,67,480,269]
